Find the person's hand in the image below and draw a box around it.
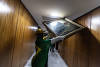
[51,35,66,44]
[44,31,49,34]
[58,36,65,40]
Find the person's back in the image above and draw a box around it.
[31,34,51,67]
[31,28,65,67]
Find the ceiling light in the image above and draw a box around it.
[49,11,64,18]
[50,21,58,27]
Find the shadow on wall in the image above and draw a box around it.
[81,28,100,67]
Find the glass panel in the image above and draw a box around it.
[46,19,80,36]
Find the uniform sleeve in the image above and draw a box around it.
[50,36,65,44]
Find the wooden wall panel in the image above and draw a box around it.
[0,0,17,67]
[59,10,92,67]
[76,14,91,30]
[0,0,37,67]
[89,8,100,67]
[59,29,90,67]
[91,8,100,42]
[60,7,100,67]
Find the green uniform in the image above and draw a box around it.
[31,37,51,67]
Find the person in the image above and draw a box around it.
[31,28,65,67]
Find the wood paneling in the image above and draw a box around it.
[59,7,100,67]
[59,29,90,67]
[88,8,100,67]
[0,0,37,67]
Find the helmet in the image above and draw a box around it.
[36,28,44,34]
[36,28,48,39]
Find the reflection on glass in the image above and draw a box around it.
[46,20,80,36]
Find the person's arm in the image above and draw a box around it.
[51,36,65,44]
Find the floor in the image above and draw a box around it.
[24,49,68,67]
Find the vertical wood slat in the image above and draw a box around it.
[0,0,37,67]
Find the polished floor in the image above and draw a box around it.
[24,49,68,67]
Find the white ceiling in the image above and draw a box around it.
[21,0,100,31]
[22,0,100,20]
